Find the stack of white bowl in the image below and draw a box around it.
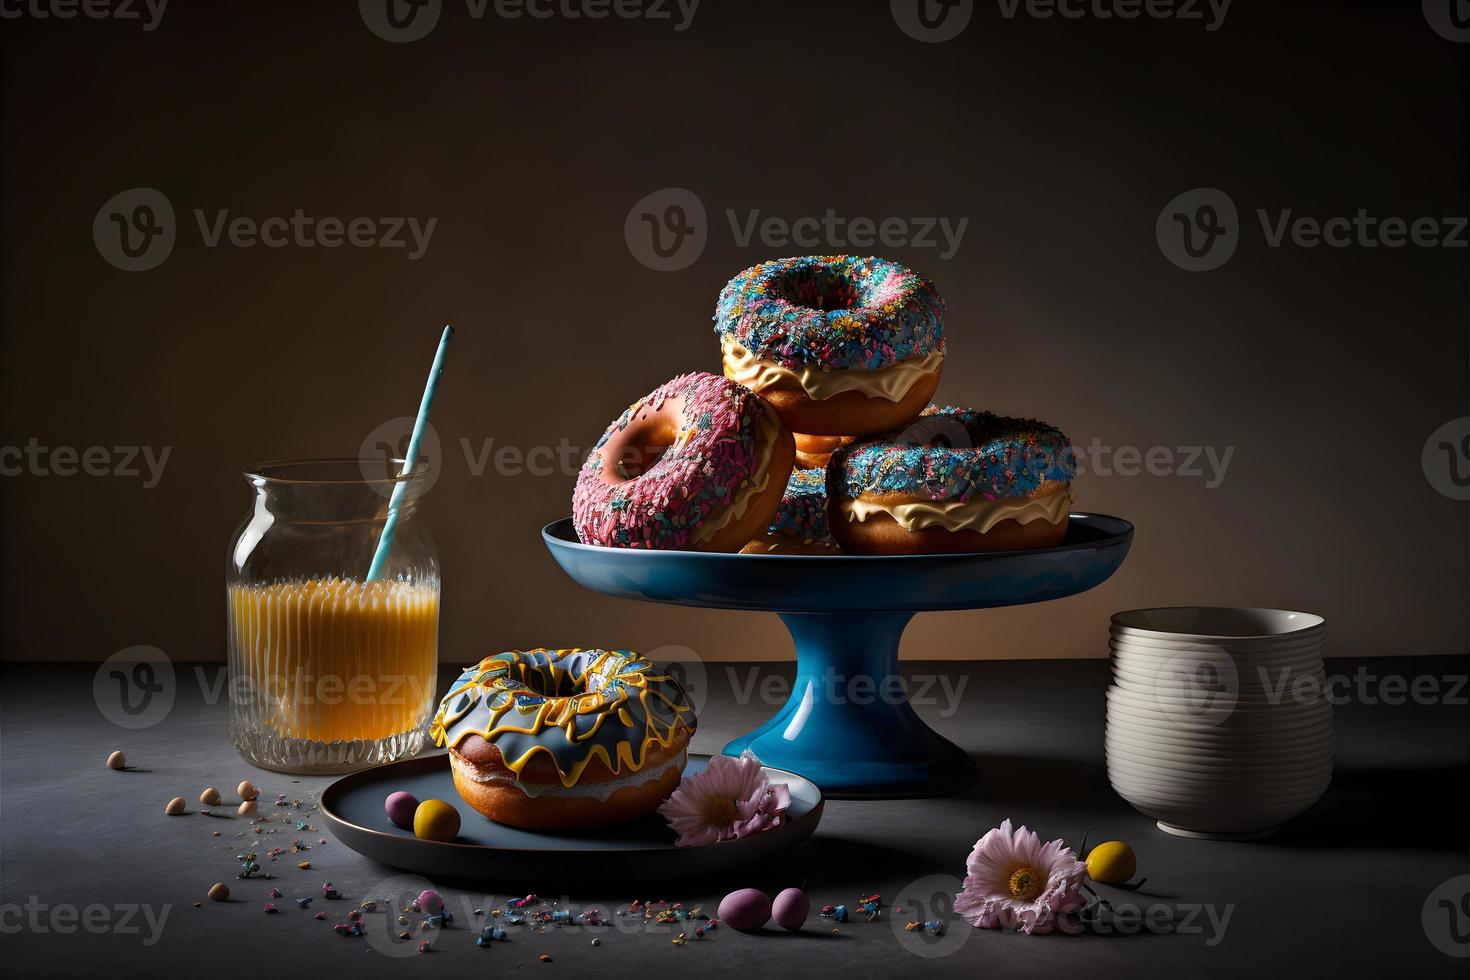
[1105,607,1333,840]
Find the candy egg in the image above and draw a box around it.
[413,799,461,842]
[208,883,230,902]
[385,791,419,830]
[238,780,258,801]
[1086,840,1137,885]
[200,787,222,806]
[772,887,809,931]
[238,800,257,817]
[165,796,188,815]
[417,890,445,915]
[718,888,772,932]
[106,751,126,770]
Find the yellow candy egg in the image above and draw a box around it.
[413,799,461,842]
[1086,840,1137,884]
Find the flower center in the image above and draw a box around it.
[705,797,739,826]
[1008,867,1043,901]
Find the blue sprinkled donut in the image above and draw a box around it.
[741,469,839,554]
[827,406,1076,555]
[714,255,947,436]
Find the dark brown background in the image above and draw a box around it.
[2,0,1466,663]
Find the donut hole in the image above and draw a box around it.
[612,418,678,481]
[767,268,865,312]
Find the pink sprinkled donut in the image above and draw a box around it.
[573,373,795,552]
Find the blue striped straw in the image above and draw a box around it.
[365,324,454,582]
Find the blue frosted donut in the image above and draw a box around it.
[743,469,838,554]
[827,407,1076,554]
[830,406,1075,503]
[714,255,943,371]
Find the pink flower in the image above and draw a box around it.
[658,752,790,847]
[953,819,1087,935]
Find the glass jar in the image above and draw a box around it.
[226,459,439,773]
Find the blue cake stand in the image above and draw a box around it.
[543,514,1133,799]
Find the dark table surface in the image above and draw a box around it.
[2,657,1467,979]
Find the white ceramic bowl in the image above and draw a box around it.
[1110,607,1325,643]
[1111,790,1327,839]
[1105,687,1333,726]
[1104,732,1334,767]
[1107,669,1328,703]
[1104,724,1335,760]
[1105,703,1334,740]
[1105,628,1328,652]
[1105,742,1332,779]
[1107,766,1330,805]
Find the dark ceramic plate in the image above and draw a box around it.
[321,753,823,888]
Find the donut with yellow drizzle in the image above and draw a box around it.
[431,649,696,830]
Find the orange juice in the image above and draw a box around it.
[227,577,438,744]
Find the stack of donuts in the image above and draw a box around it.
[572,255,1076,556]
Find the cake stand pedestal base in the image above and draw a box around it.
[721,612,976,798]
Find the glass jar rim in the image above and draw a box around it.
[243,457,430,487]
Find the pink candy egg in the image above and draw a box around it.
[385,791,418,829]
[718,888,772,932]
[771,887,809,931]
